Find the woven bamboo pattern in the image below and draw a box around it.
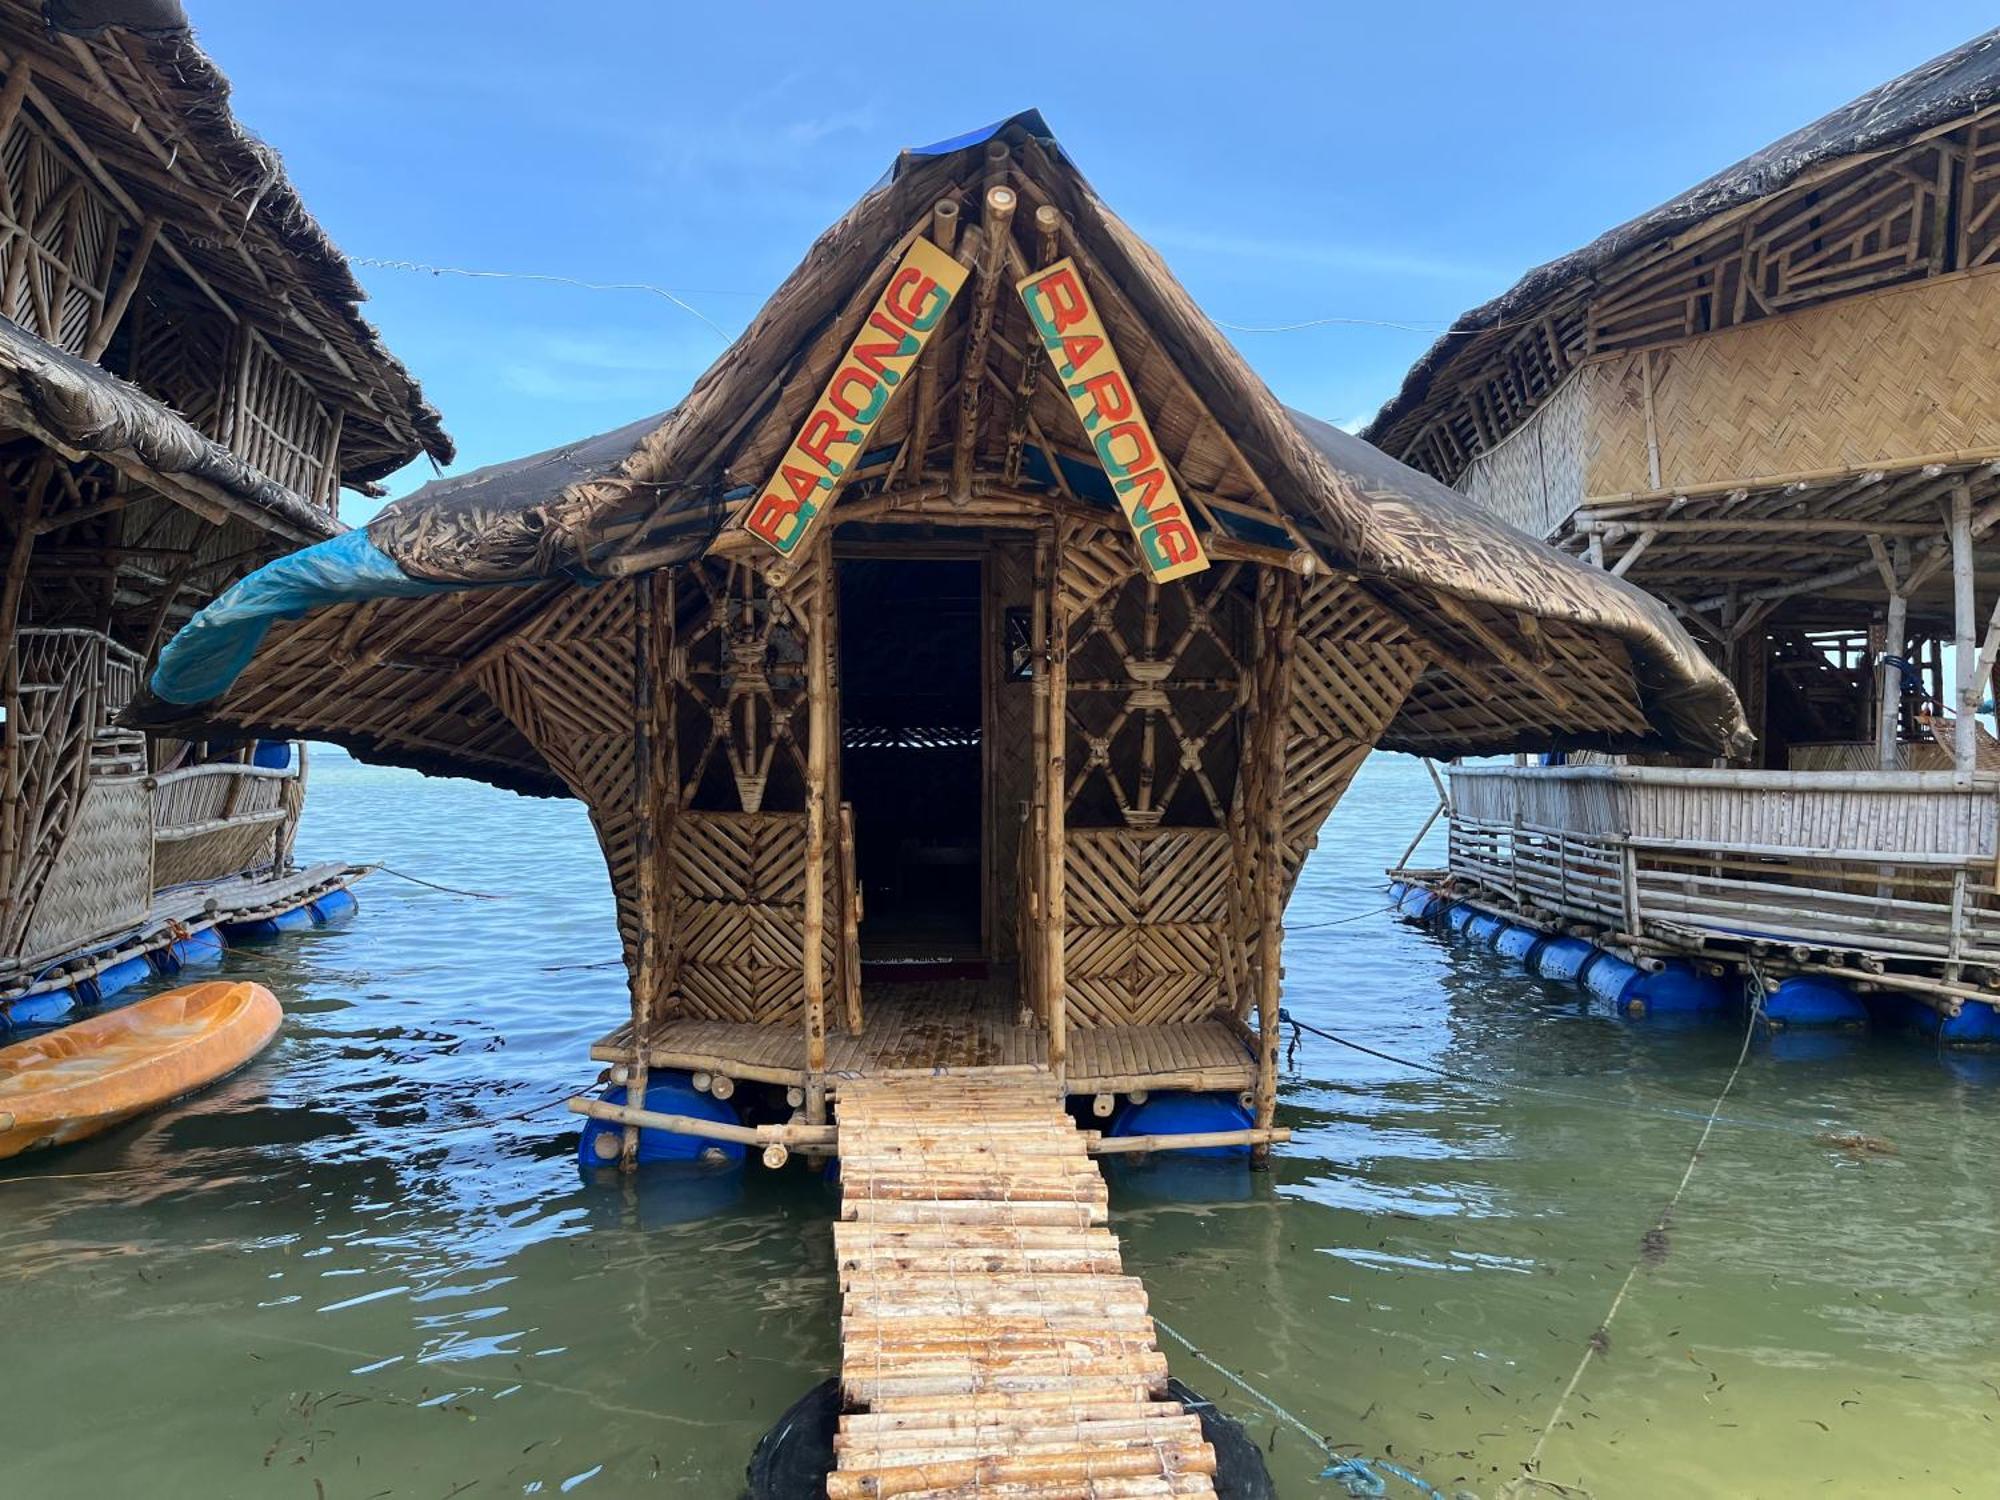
[1582,271,2000,500]
[17,776,150,963]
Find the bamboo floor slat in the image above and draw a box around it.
[828,1071,1217,1499]
[590,980,1256,1096]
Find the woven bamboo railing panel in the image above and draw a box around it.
[151,819,281,891]
[673,558,811,816]
[829,1072,1217,1498]
[1063,827,1232,1028]
[16,776,150,965]
[667,809,836,1025]
[1582,271,2000,500]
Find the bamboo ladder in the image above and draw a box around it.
[828,1071,1218,1497]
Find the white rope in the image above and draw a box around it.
[1507,989,1764,1496]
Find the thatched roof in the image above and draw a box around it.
[130,112,1750,789]
[20,0,452,482]
[1364,27,2000,451]
[0,313,335,541]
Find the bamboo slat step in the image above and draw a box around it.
[830,1072,1216,1499]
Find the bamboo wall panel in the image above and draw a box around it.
[16,776,150,964]
[1458,370,1590,539]
[1582,271,2000,500]
[1277,577,1427,888]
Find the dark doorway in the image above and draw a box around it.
[838,558,984,961]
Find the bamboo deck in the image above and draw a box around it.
[828,1071,1217,1498]
[590,979,1258,1095]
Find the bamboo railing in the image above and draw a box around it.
[1441,763,2000,964]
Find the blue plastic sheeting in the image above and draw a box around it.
[1531,936,1599,984]
[251,740,293,770]
[576,1073,745,1168]
[1764,975,1869,1028]
[883,109,1055,184]
[151,529,459,706]
[1107,1091,1255,1159]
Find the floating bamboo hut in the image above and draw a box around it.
[0,1,451,1019]
[1366,29,2000,1034]
[136,109,1742,1145]
[135,108,1745,1497]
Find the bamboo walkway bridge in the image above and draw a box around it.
[827,1071,1219,1497]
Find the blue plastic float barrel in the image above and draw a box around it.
[1445,902,1479,935]
[1531,936,1598,984]
[308,887,358,925]
[576,1072,746,1168]
[1493,924,1544,966]
[1465,912,1507,947]
[1395,885,1439,922]
[1761,975,1868,1028]
[1910,999,2000,1044]
[1106,1091,1255,1159]
[157,926,226,975]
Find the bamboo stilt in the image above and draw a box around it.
[1043,522,1069,1087]
[804,541,832,1092]
[1251,570,1299,1165]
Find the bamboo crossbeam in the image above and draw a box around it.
[565,1096,837,1147]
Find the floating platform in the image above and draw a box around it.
[592,976,1258,1099]
[827,1071,1218,1497]
[0,863,358,1029]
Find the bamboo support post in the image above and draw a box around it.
[1951,482,1978,776]
[1043,523,1069,1086]
[1251,570,1300,1164]
[803,541,832,1115]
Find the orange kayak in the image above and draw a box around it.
[0,981,282,1159]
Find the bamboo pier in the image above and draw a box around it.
[829,1072,1217,1498]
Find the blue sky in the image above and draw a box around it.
[189,2,1996,522]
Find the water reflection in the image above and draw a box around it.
[0,750,1994,1496]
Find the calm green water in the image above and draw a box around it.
[1,750,1996,1498]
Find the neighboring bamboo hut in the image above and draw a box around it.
[1366,30,2000,1032]
[0,0,450,1018]
[136,112,1742,1161]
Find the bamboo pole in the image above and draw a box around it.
[568,1096,837,1149]
[1044,522,1069,1087]
[898,198,959,487]
[1951,482,1978,775]
[951,172,1017,505]
[804,541,832,1113]
[619,575,660,1170]
[1877,571,1908,772]
[1087,1127,1292,1155]
[1252,569,1300,1165]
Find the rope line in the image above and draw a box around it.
[348,257,732,340]
[1505,990,1763,1496]
[359,864,507,901]
[1152,1318,1447,1497]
